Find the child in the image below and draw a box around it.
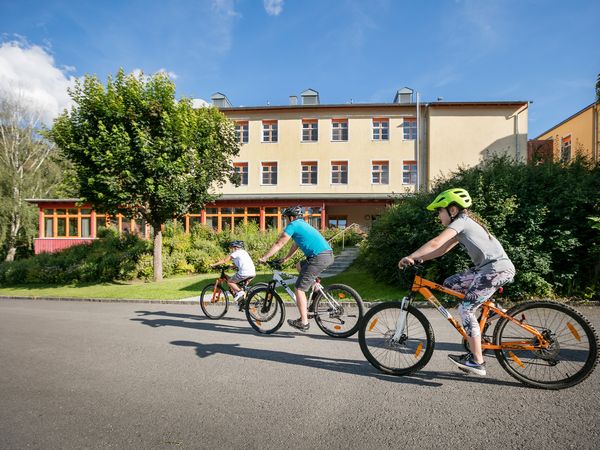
[399,188,515,376]
[211,240,256,305]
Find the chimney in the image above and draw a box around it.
[300,89,319,105]
[211,92,232,108]
[289,95,298,105]
[393,87,414,104]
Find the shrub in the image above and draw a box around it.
[363,156,600,300]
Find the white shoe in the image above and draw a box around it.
[233,291,245,302]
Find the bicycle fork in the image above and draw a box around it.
[391,297,410,343]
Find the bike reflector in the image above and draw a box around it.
[368,318,378,331]
[415,343,423,358]
[338,293,346,299]
[567,322,581,341]
[508,351,525,368]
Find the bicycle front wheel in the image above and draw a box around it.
[494,301,599,389]
[200,284,229,319]
[359,302,434,375]
[245,287,285,334]
[313,284,364,338]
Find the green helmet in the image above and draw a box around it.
[426,188,472,211]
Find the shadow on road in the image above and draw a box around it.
[132,310,360,342]
[169,340,524,389]
[131,310,524,389]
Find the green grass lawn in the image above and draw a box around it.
[0,263,406,302]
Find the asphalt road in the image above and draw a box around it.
[1,299,599,450]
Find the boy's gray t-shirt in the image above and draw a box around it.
[448,215,515,273]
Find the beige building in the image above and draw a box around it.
[28,88,529,254]
[532,101,599,163]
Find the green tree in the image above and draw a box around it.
[596,72,600,101]
[0,91,64,261]
[49,69,240,281]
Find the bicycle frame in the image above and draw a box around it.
[266,269,325,306]
[394,274,552,354]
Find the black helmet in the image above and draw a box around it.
[229,240,245,249]
[282,206,303,217]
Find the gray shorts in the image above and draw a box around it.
[296,250,334,292]
[229,273,254,284]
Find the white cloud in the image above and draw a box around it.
[264,0,284,16]
[0,40,76,124]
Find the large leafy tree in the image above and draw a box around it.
[50,69,240,281]
[0,91,64,261]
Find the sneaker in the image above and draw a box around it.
[287,318,310,332]
[233,291,245,310]
[448,353,486,376]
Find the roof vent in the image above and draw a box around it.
[300,88,319,105]
[211,92,232,108]
[393,87,414,104]
[289,95,298,105]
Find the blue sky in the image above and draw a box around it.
[0,0,598,137]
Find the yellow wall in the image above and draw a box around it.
[218,102,528,195]
[536,103,598,160]
[221,106,420,195]
[427,105,528,182]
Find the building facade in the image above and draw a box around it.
[28,88,528,254]
[532,101,599,163]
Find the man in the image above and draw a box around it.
[259,206,334,331]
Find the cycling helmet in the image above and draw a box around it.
[229,240,245,249]
[282,206,303,217]
[426,188,472,211]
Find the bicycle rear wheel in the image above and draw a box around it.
[245,287,285,334]
[200,284,229,319]
[494,301,599,389]
[313,284,364,338]
[359,302,434,375]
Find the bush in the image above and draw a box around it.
[363,156,600,300]
[0,228,151,284]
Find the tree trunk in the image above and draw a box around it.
[4,211,20,262]
[153,224,163,282]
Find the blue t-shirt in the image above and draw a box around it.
[284,219,332,257]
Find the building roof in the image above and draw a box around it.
[534,101,598,139]
[218,100,528,113]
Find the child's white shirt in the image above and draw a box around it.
[230,249,256,277]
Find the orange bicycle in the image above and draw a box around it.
[358,264,599,389]
[200,265,265,319]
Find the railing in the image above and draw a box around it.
[326,223,362,250]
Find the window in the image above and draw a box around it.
[403,117,417,140]
[233,162,248,185]
[403,160,417,184]
[261,162,278,185]
[302,119,318,142]
[560,136,571,162]
[372,118,389,140]
[372,160,389,184]
[331,161,348,184]
[262,120,278,142]
[42,207,92,238]
[235,121,248,143]
[328,215,347,229]
[332,119,348,141]
[301,161,318,185]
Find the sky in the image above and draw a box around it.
[0,0,598,137]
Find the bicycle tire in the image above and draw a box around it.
[493,301,599,389]
[359,302,435,375]
[200,284,229,319]
[313,284,364,338]
[245,287,286,334]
